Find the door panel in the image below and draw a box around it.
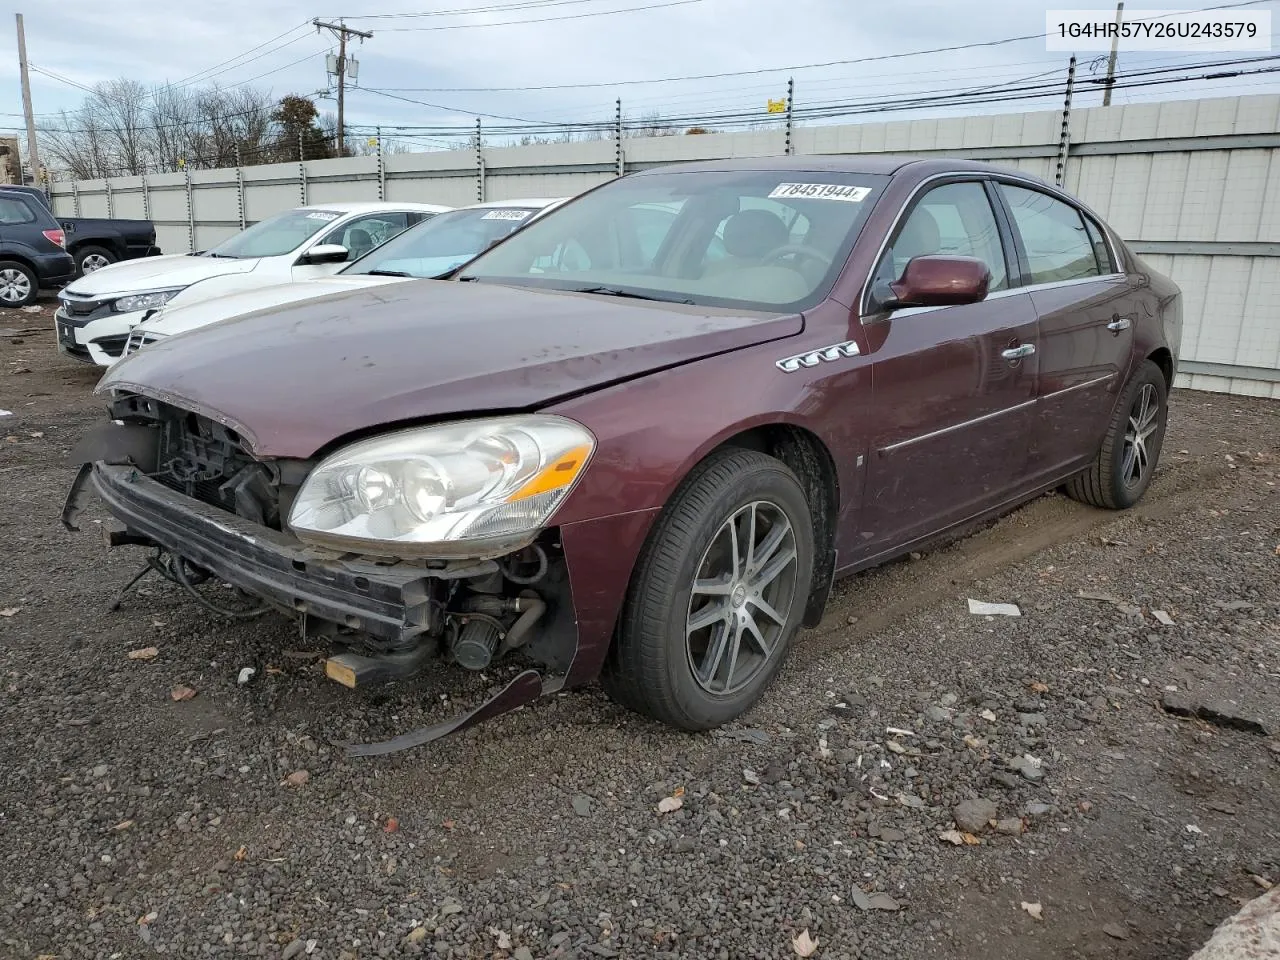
[995,183,1137,481]
[861,292,1040,556]
[1027,278,1138,479]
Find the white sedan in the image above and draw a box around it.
[54,201,451,366]
[122,197,568,356]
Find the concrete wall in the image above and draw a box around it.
[48,94,1280,397]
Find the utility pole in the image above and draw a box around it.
[15,14,41,185]
[1102,1,1124,107]
[313,19,371,157]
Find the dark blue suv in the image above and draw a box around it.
[0,187,76,308]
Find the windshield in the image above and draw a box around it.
[457,171,888,311]
[205,209,343,259]
[341,205,544,279]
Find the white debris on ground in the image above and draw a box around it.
[967,598,1022,617]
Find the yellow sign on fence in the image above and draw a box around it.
[767,98,787,114]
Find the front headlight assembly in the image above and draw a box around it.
[288,415,595,558]
[113,289,183,313]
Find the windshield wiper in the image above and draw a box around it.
[568,285,694,305]
[363,269,413,278]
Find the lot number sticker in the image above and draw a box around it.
[768,183,872,203]
[480,209,532,221]
[306,211,342,221]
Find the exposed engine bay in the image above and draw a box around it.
[62,393,580,752]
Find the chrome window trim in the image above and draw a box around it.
[859,170,1123,321]
[881,272,1126,321]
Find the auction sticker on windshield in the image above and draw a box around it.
[306,211,342,221]
[480,209,532,221]
[768,183,872,202]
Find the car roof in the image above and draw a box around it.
[297,201,453,214]
[461,197,567,210]
[629,154,1052,186]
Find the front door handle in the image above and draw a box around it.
[1107,317,1132,332]
[1002,344,1036,361]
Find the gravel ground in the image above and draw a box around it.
[2,298,1278,960]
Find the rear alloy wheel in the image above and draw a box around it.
[0,261,38,308]
[1066,359,1168,509]
[75,245,117,276]
[603,449,815,730]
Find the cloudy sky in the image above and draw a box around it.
[4,0,1279,149]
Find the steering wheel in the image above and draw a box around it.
[764,244,832,271]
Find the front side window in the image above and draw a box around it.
[205,209,345,259]
[873,181,1008,294]
[457,171,889,312]
[322,213,411,260]
[999,184,1101,285]
[342,206,544,279]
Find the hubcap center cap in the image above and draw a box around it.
[730,583,748,608]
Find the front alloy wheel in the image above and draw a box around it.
[603,448,815,730]
[686,501,799,696]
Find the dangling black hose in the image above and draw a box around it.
[168,552,270,620]
[500,543,548,585]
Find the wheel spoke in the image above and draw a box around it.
[742,503,757,578]
[721,618,744,691]
[726,511,741,580]
[1121,442,1138,483]
[692,576,733,597]
[697,621,731,686]
[749,517,792,578]
[753,542,797,591]
[750,594,787,626]
[687,599,729,635]
[741,611,771,656]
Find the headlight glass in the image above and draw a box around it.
[288,415,595,557]
[113,289,182,313]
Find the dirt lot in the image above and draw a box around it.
[2,298,1278,960]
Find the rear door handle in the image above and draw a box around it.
[1107,317,1132,332]
[1002,344,1035,360]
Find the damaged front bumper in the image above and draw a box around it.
[65,461,575,754]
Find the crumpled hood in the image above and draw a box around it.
[65,253,259,296]
[139,274,407,337]
[100,279,803,459]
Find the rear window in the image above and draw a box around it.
[0,197,36,225]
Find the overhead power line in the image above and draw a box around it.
[371,0,1275,90]
[375,0,705,31]
[338,0,622,18]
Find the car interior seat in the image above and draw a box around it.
[346,227,375,260]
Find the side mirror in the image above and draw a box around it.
[299,243,349,265]
[872,255,990,312]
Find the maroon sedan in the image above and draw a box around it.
[65,156,1180,753]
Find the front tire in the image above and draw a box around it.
[1066,359,1168,509]
[74,245,117,277]
[0,261,38,308]
[602,449,815,731]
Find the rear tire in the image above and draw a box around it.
[0,261,38,308]
[74,245,117,277]
[1065,359,1168,509]
[601,448,815,731]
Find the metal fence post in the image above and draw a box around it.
[234,147,246,230]
[475,118,485,202]
[784,77,795,156]
[185,167,195,253]
[1055,56,1077,187]
[615,99,625,177]
[376,126,385,201]
[141,174,150,220]
[104,178,114,218]
[298,133,309,206]
[71,180,81,217]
